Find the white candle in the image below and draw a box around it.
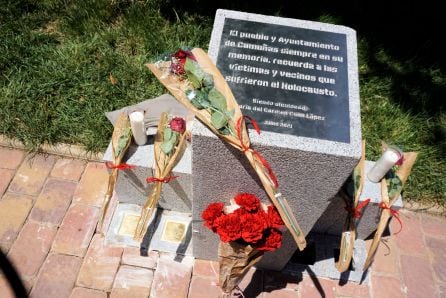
[129,111,147,146]
[367,147,401,182]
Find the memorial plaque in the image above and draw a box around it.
[210,13,353,143]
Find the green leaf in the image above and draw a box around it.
[208,88,227,111]
[160,140,174,155]
[211,111,228,129]
[203,73,214,87]
[219,126,231,135]
[387,175,403,199]
[115,128,131,157]
[163,127,172,142]
[184,58,205,81]
[187,72,202,89]
[224,109,235,119]
[189,90,211,110]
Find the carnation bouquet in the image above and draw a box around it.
[335,141,368,272]
[363,143,417,270]
[134,112,188,241]
[99,113,133,228]
[202,193,284,294]
[147,48,306,250]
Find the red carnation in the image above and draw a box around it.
[214,213,242,242]
[202,202,224,231]
[170,117,186,133]
[234,193,261,212]
[267,205,284,228]
[257,228,283,252]
[240,212,268,244]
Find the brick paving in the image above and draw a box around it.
[0,146,445,297]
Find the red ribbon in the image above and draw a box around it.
[345,198,371,219]
[236,116,279,188]
[105,161,136,171]
[379,202,403,234]
[146,176,178,183]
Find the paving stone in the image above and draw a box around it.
[298,275,336,298]
[263,270,300,292]
[335,281,370,298]
[7,221,57,279]
[70,287,107,298]
[121,247,158,269]
[0,147,25,169]
[425,237,446,282]
[8,154,55,196]
[0,193,33,252]
[421,214,446,239]
[72,163,109,207]
[188,276,222,298]
[0,275,16,298]
[371,236,400,275]
[262,288,298,298]
[52,204,99,257]
[0,168,14,197]
[29,178,77,225]
[371,275,404,298]
[439,285,446,298]
[76,234,122,291]
[192,259,219,280]
[150,257,192,298]
[110,265,154,298]
[51,158,86,181]
[30,253,82,298]
[392,211,426,256]
[400,254,436,298]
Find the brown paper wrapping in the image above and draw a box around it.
[147,48,306,250]
[362,147,418,271]
[98,113,132,229]
[134,112,187,241]
[335,141,366,272]
[218,241,264,293]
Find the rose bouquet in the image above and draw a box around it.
[202,193,284,293]
[134,112,188,241]
[336,141,368,272]
[98,113,133,229]
[147,48,306,250]
[363,143,417,270]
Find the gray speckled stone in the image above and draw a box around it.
[192,10,362,271]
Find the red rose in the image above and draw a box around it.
[170,49,196,75]
[267,205,284,228]
[234,193,261,212]
[202,202,224,231]
[214,213,242,242]
[257,228,282,252]
[240,212,268,244]
[169,117,186,133]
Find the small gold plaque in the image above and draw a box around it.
[161,220,186,243]
[118,214,140,236]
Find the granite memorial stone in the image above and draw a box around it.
[191,10,363,270]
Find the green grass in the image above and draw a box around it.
[0,1,444,205]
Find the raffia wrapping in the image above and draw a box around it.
[146,48,306,251]
[363,144,417,271]
[218,241,264,293]
[335,141,366,272]
[134,112,188,241]
[98,113,132,229]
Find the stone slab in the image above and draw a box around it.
[283,233,369,284]
[105,203,192,256]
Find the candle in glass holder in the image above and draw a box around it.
[129,111,147,146]
[367,147,402,183]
